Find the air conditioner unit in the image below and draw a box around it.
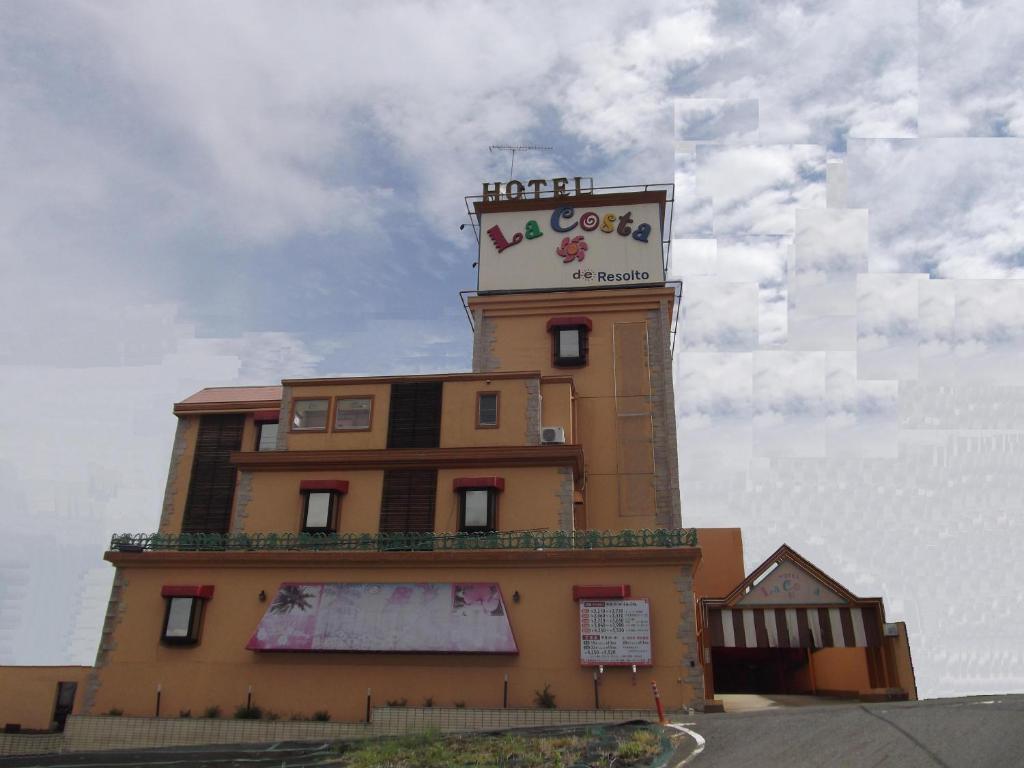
[541,426,566,444]
[883,623,899,637]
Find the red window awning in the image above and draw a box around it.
[161,585,214,599]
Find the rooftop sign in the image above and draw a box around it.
[474,189,667,293]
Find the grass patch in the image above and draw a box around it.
[335,724,666,767]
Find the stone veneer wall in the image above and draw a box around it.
[525,379,541,444]
[471,309,500,372]
[556,466,574,530]
[229,470,254,533]
[647,303,682,528]
[82,572,129,715]
[158,418,194,531]
[275,386,292,450]
[673,567,705,706]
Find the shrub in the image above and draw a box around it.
[263,710,280,721]
[533,684,557,709]
[234,705,262,720]
[104,708,123,717]
[202,705,221,719]
[385,698,407,707]
[423,697,434,708]
[312,710,331,722]
[178,709,191,718]
[289,713,306,721]
[454,701,466,709]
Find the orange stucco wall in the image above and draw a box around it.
[92,552,700,721]
[284,382,391,451]
[0,666,92,730]
[692,528,745,600]
[539,378,575,444]
[470,288,676,532]
[234,466,568,536]
[809,648,872,694]
[888,622,918,700]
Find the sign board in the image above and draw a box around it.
[477,195,665,293]
[579,598,652,666]
[736,559,846,606]
[247,582,518,654]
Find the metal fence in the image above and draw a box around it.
[110,528,698,553]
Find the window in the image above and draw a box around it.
[257,421,279,451]
[253,410,280,451]
[380,470,437,536]
[386,381,443,448]
[547,316,592,367]
[292,399,329,431]
[453,477,504,533]
[160,586,213,645]
[182,415,244,534]
[299,480,348,534]
[477,392,499,428]
[334,396,373,431]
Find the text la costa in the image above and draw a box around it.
[486,205,654,254]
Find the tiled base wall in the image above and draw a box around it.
[0,708,679,756]
[372,706,675,734]
[0,733,64,757]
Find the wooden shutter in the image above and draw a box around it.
[182,415,245,534]
[387,381,443,448]
[380,470,437,533]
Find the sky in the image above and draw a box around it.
[1,0,1022,699]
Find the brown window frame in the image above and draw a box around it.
[547,316,593,367]
[476,391,500,429]
[458,487,499,533]
[290,398,330,432]
[255,421,279,451]
[300,490,341,535]
[161,596,205,646]
[333,395,375,432]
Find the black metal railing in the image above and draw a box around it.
[109,528,698,553]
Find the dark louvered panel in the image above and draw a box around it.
[379,470,437,533]
[182,414,244,534]
[387,382,443,449]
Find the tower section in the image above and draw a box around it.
[468,186,681,531]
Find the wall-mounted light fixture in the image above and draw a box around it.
[258,590,267,602]
[512,590,520,604]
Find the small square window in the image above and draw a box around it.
[477,392,499,428]
[459,488,497,533]
[335,397,373,431]
[302,490,340,534]
[292,399,329,431]
[161,597,203,645]
[256,421,279,451]
[552,326,588,367]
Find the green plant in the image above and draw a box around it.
[233,704,262,720]
[263,710,280,721]
[289,713,306,721]
[312,710,331,722]
[423,697,434,708]
[533,683,557,709]
[616,728,662,762]
[104,708,123,717]
[202,705,221,719]
[453,701,466,709]
[385,698,407,707]
[178,709,191,718]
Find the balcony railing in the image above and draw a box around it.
[110,528,698,553]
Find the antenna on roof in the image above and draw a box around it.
[488,144,553,179]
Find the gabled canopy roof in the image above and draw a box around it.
[706,544,878,609]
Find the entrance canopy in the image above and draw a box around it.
[701,545,886,650]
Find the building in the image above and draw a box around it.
[0,181,915,734]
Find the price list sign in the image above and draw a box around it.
[579,599,652,666]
